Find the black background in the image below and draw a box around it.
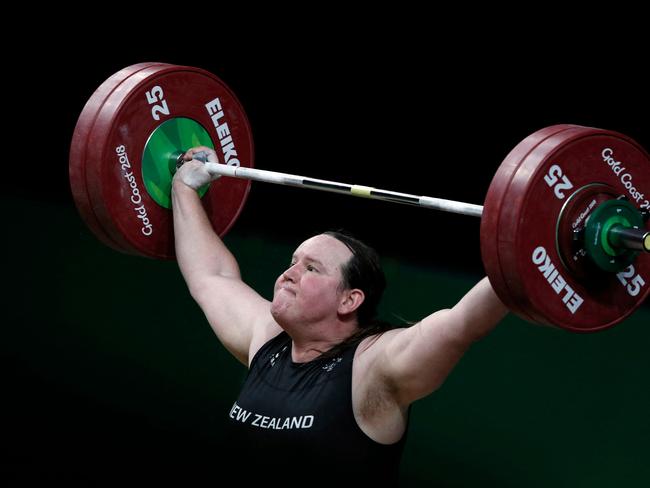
[11,32,649,274]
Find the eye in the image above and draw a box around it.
[306,264,318,272]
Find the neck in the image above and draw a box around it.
[288,318,358,363]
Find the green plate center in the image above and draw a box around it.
[142,117,214,208]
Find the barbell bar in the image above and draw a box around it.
[185,151,648,254]
[188,151,484,217]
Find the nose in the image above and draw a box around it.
[280,266,294,283]
[281,264,298,283]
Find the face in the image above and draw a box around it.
[270,234,354,327]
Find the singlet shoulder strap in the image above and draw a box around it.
[249,330,290,369]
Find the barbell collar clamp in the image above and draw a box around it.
[608,226,650,253]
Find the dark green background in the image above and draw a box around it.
[4,29,649,486]
[4,196,649,486]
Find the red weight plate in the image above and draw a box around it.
[69,62,170,252]
[481,125,579,324]
[84,64,254,259]
[497,126,649,331]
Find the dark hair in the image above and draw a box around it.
[319,230,394,358]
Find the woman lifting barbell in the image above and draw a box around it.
[171,146,509,485]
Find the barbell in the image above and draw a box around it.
[69,63,649,333]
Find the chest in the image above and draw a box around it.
[233,346,355,431]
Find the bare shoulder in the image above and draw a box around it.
[354,328,406,366]
[352,328,408,398]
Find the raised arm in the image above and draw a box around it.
[172,148,279,365]
[372,276,508,406]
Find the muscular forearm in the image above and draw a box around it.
[450,276,508,343]
[171,180,241,287]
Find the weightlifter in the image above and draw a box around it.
[171,146,508,485]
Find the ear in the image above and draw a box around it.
[338,289,365,315]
